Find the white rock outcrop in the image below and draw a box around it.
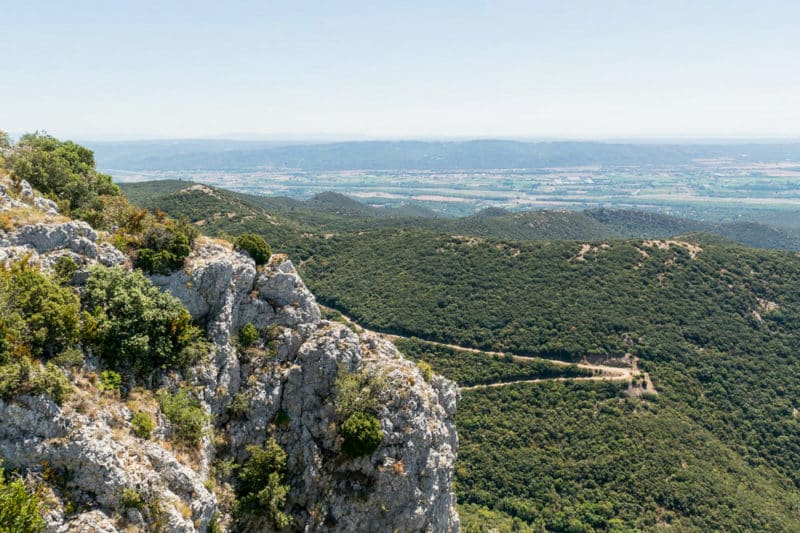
[151,243,460,531]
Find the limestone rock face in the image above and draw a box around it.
[0,179,126,269]
[0,184,459,532]
[155,243,459,531]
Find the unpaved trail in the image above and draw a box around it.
[322,305,648,391]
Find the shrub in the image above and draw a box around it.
[158,387,208,446]
[0,260,80,358]
[234,234,271,265]
[234,440,291,529]
[417,360,434,382]
[132,411,155,439]
[176,340,212,368]
[98,370,122,392]
[0,358,71,405]
[29,363,71,405]
[51,347,84,369]
[238,323,259,348]
[5,132,119,220]
[52,256,78,285]
[0,465,45,532]
[133,218,197,275]
[81,265,200,377]
[119,487,145,510]
[334,366,387,418]
[273,409,291,426]
[0,361,25,400]
[228,392,251,419]
[340,412,383,458]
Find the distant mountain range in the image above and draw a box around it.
[91,139,800,171]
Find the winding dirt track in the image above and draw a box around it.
[321,306,639,391]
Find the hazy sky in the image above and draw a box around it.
[3,0,800,140]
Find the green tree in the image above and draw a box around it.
[341,411,383,458]
[0,260,80,358]
[133,218,198,274]
[81,265,199,378]
[238,323,259,348]
[158,387,208,445]
[234,233,272,265]
[235,440,291,529]
[5,132,119,217]
[0,464,45,532]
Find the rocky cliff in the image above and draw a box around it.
[0,178,460,532]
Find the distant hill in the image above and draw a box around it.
[95,139,800,171]
[120,181,800,251]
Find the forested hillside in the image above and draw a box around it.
[120,180,800,251]
[123,179,800,531]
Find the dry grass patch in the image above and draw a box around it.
[0,206,68,229]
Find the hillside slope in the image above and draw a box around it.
[121,181,800,251]
[123,179,800,530]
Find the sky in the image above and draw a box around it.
[2,0,800,140]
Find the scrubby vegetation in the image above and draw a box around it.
[4,132,120,224]
[340,412,383,458]
[81,265,201,379]
[98,370,122,392]
[333,366,385,418]
[234,439,291,529]
[131,411,155,439]
[133,216,198,274]
[158,386,208,446]
[0,465,45,532]
[0,261,75,404]
[238,322,259,348]
[234,233,271,265]
[0,260,80,358]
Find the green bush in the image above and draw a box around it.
[238,323,259,348]
[417,360,433,382]
[334,366,386,418]
[119,487,145,510]
[133,218,197,274]
[29,362,71,405]
[0,260,80,358]
[228,392,251,419]
[234,234,271,265]
[51,347,84,369]
[234,440,291,529]
[98,370,122,392]
[52,256,78,284]
[0,465,45,532]
[81,265,200,378]
[132,411,155,439]
[0,358,71,405]
[340,412,383,458]
[273,409,290,426]
[0,361,25,400]
[5,132,119,220]
[158,387,208,446]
